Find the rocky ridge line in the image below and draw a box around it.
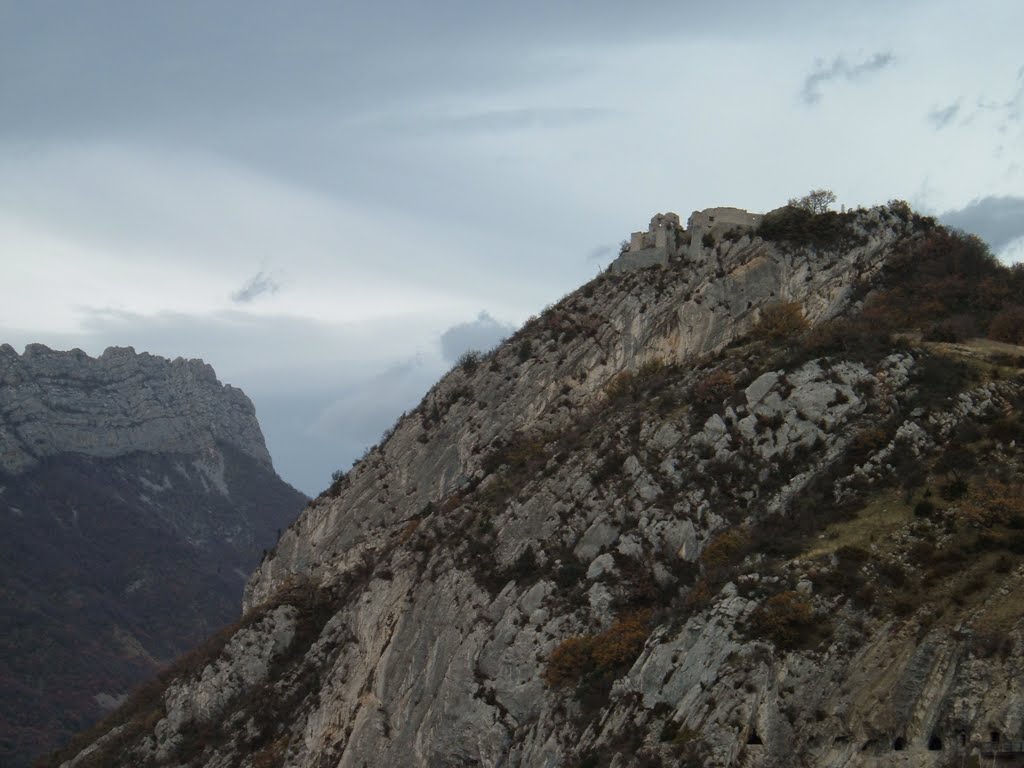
[0,344,271,475]
[246,204,914,606]
[51,202,1024,768]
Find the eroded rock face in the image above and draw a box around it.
[0,344,271,475]
[54,206,1024,768]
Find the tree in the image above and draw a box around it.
[788,189,837,214]
[754,301,809,340]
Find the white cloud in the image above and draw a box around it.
[231,271,282,304]
[927,102,960,129]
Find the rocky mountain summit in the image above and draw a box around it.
[0,343,271,475]
[0,347,305,767]
[50,201,1024,768]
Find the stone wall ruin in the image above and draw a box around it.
[611,206,763,272]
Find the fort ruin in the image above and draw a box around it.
[612,206,765,273]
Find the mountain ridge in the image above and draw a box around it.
[48,200,1024,768]
[0,343,271,476]
[0,346,306,768]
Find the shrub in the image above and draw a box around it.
[505,546,539,584]
[988,306,1024,344]
[700,527,751,572]
[758,205,857,248]
[591,610,651,669]
[694,369,736,405]
[959,479,1024,527]
[914,499,936,518]
[457,350,482,373]
[748,591,822,651]
[591,450,626,486]
[835,545,869,566]
[603,371,635,403]
[800,317,893,360]
[754,302,809,341]
[877,561,907,587]
[939,478,968,501]
[877,229,1008,334]
[989,417,1024,444]
[923,314,978,343]
[542,610,652,687]
[542,636,594,688]
[788,189,836,214]
[887,199,913,220]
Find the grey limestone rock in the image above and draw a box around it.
[0,344,271,474]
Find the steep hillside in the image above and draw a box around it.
[49,202,1024,768]
[0,346,306,767]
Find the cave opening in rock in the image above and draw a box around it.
[928,735,943,751]
[893,736,906,751]
[747,730,763,745]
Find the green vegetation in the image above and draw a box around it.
[758,204,859,249]
[457,349,482,373]
[788,189,837,214]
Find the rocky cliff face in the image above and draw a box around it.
[50,204,1024,768]
[0,343,271,475]
[0,347,306,768]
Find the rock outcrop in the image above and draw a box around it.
[0,344,270,475]
[0,347,306,768]
[48,203,1024,768]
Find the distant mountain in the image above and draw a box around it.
[0,345,306,767]
[48,202,1024,768]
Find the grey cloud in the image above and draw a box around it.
[927,102,960,129]
[0,1,844,145]
[801,51,895,105]
[439,312,516,363]
[939,196,1024,253]
[309,356,436,443]
[301,355,445,492]
[999,69,1023,126]
[0,4,655,142]
[231,272,281,304]
[967,69,1024,128]
[417,107,616,135]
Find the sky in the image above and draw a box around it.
[1,1,1023,494]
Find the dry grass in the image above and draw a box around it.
[973,568,1024,631]
[804,491,914,559]
[914,336,1024,379]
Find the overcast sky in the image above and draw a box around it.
[2,1,1022,494]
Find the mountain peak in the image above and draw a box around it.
[0,344,270,475]
[49,199,1024,768]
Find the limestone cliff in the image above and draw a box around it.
[0,347,306,768]
[50,203,1024,768]
[0,343,271,475]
